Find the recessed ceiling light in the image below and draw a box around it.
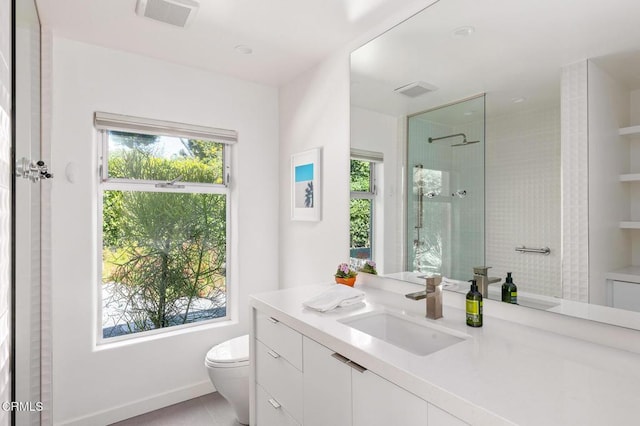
[452,26,475,38]
[512,97,527,103]
[463,111,474,116]
[234,45,253,55]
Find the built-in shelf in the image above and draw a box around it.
[619,125,640,136]
[605,266,640,284]
[620,221,640,229]
[620,173,640,182]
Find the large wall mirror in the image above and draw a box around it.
[350,0,640,330]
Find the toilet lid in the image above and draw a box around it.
[206,334,249,367]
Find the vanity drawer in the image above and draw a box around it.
[255,311,302,370]
[255,339,303,423]
[256,383,300,426]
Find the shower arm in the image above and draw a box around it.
[427,133,467,144]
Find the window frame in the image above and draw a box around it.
[350,157,378,263]
[96,124,233,344]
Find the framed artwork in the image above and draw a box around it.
[291,147,322,221]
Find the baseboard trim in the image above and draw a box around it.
[55,380,216,425]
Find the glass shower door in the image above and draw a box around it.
[406,96,485,281]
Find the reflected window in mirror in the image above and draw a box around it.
[350,152,381,270]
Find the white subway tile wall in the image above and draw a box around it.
[486,107,562,297]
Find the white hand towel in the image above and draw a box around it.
[303,285,365,312]
[442,276,468,289]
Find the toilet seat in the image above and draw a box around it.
[205,335,249,368]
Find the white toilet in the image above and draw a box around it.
[205,334,250,425]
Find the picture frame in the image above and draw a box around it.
[291,147,322,221]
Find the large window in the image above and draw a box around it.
[96,113,234,341]
[350,157,377,269]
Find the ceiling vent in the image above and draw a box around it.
[135,0,200,28]
[394,81,438,98]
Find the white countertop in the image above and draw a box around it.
[250,281,640,426]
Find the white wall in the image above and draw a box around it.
[350,106,401,274]
[50,37,279,425]
[277,0,439,287]
[588,60,630,305]
[0,0,12,423]
[486,106,562,297]
[278,53,351,286]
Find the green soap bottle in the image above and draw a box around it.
[501,272,518,304]
[466,279,483,327]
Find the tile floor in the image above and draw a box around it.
[111,392,242,426]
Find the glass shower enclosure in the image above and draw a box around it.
[406,95,485,281]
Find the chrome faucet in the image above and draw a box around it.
[405,275,443,319]
[473,266,501,298]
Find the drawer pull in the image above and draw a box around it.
[347,360,367,373]
[268,398,282,409]
[331,353,367,373]
[267,350,280,359]
[331,352,350,364]
[268,317,279,324]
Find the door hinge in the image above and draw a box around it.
[16,157,53,182]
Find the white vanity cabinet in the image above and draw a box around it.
[302,336,466,426]
[254,312,303,425]
[252,306,468,426]
[302,336,352,426]
[303,335,427,426]
[350,348,428,426]
[427,404,468,426]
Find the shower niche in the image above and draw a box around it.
[406,95,485,279]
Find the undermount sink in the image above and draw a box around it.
[339,310,467,356]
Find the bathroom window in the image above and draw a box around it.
[95,112,235,341]
[350,151,381,269]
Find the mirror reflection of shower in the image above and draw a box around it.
[407,95,485,280]
[428,132,480,147]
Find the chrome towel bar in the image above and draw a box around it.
[515,246,550,255]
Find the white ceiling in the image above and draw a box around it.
[35,0,421,87]
[351,0,640,117]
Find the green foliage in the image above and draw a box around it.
[350,159,372,249]
[350,199,371,249]
[102,141,227,335]
[359,260,377,275]
[350,159,370,192]
[183,139,224,167]
[108,148,223,184]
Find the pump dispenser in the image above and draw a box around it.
[501,272,518,304]
[466,280,483,327]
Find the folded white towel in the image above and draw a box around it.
[441,276,468,289]
[303,285,365,312]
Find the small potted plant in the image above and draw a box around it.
[335,263,357,287]
[359,260,378,275]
